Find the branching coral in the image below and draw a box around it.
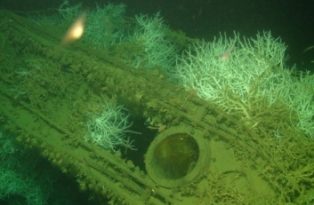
[128,13,177,72]
[82,3,127,48]
[175,31,314,137]
[86,102,135,151]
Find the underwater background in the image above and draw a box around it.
[1,0,314,70]
[0,0,313,205]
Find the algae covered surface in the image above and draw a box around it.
[0,4,314,205]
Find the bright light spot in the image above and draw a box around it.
[62,13,86,45]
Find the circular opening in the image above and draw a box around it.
[152,133,199,179]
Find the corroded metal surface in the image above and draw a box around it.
[1,11,313,204]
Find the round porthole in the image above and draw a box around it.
[145,126,210,187]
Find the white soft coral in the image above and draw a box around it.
[175,31,314,137]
